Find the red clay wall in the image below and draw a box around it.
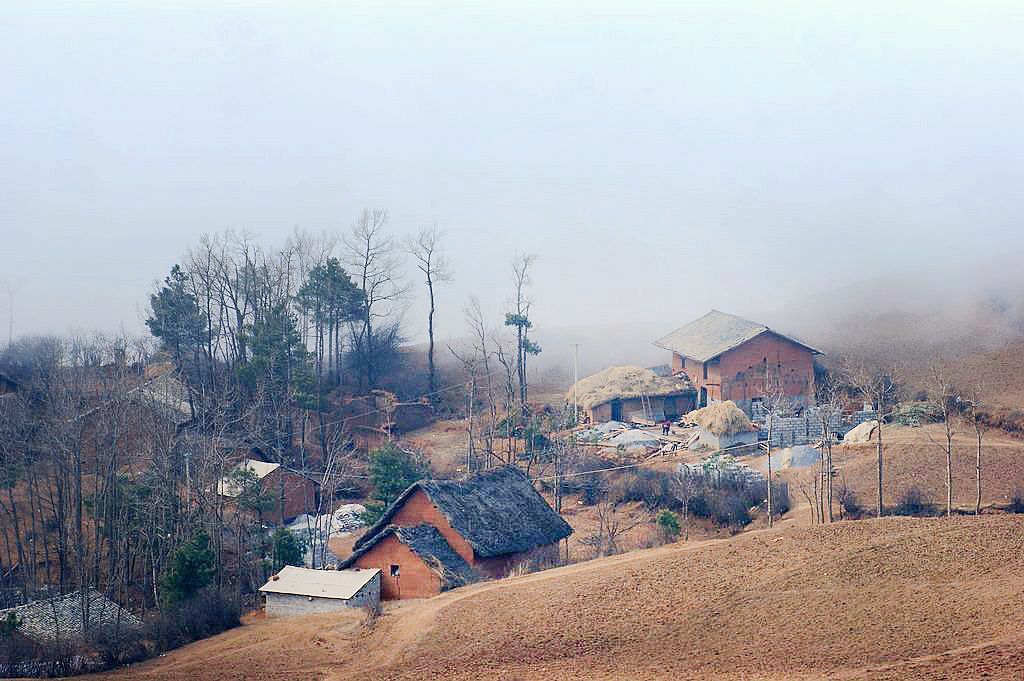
[717,333,815,404]
[387,489,477,565]
[350,534,441,599]
[263,470,319,525]
[676,333,815,406]
[476,543,561,579]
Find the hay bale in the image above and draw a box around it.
[844,419,878,444]
[682,400,753,436]
[567,366,693,411]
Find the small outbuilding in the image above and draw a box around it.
[217,458,320,525]
[567,365,696,424]
[259,565,380,617]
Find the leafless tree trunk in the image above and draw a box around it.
[344,209,409,390]
[847,358,899,517]
[403,225,452,399]
[926,365,959,517]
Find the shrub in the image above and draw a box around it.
[893,486,936,516]
[656,509,681,541]
[838,486,862,519]
[360,443,430,524]
[270,527,306,571]
[609,469,675,508]
[147,589,241,652]
[161,530,216,604]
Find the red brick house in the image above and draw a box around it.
[655,310,820,413]
[217,459,320,525]
[340,467,572,599]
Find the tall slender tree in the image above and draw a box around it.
[403,225,452,399]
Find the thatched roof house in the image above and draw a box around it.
[341,467,571,599]
[567,366,696,423]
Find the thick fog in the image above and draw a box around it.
[2,2,1023,373]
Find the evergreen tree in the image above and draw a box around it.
[162,530,216,604]
[360,443,430,524]
[146,265,206,368]
[269,527,306,572]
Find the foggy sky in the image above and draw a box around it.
[3,1,1023,369]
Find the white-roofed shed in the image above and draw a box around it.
[259,566,381,616]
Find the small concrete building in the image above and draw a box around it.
[259,565,380,617]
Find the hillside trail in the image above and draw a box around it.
[337,511,819,679]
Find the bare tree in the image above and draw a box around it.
[815,375,844,523]
[344,209,410,390]
[926,365,960,517]
[847,358,900,517]
[403,225,452,399]
[504,254,540,413]
[961,383,988,516]
[579,501,643,558]
[464,294,497,462]
[761,363,792,528]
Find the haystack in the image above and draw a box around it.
[844,419,879,444]
[568,366,693,410]
[682,400,753,436]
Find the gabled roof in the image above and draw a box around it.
[217,458,281,497]
[259,565,380,600]
[353,466,572,559]
[0,589,142,645]
[341,524,478,591]
[654,310,821,363]
[567,365,694,411]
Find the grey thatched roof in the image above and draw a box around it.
[354,466,572,559]
[568,366,694,411]
[654,310,821,362]
[341,524,478,591]
[0,589,142,645]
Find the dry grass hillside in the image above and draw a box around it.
[93,515,1024,681]
[810,423,1024,512]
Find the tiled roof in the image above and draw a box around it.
[0,589,142,645]
[654,310,820,362]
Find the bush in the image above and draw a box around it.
[147,589,241,652]
[656,510,681,541]
[360,443,430,524]
[610,469,675,508]
[838,486,862,519]
[270,527,306,571]
[161,530,216,604]
[893,486,936,516]
[1009,489,1024,514]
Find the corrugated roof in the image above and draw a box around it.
[217,459,281,497]
[259,565,380,600]
[654,310,820,362]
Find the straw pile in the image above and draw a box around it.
[568,366,693,410]
[682,400,753,436]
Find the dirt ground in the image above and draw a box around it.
[89,514,1024,681]
[785,423,1024,514]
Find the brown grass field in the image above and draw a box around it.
[89,514,1024,681]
